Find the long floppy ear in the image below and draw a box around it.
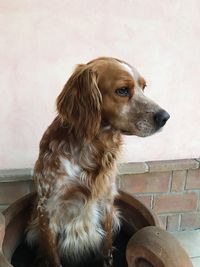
[57,64,102,142]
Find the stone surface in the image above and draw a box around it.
[148,159,199,173]
[167,214,180,231]
[171,170,187,192]
[159,215,167,230]
[186,169,200,190]
[172,230,200,258]
[118,162,148,174]
[120,172,171,193]
[153,192,198,213]
[191,257,200,267]
[181,212,200,230]
[0,168,32,182]
[134,195,152,208]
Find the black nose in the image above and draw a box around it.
[154,110,170,128]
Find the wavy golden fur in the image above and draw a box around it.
[57,64,102,142]
[26,57,169,267]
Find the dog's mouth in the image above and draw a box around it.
[120,124,163,137]
[120,129,133,135]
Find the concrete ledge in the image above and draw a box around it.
[0,159,199,179]
[147,159,199,173]
[0,169,32,182]
[118,162,149,174]
[119,159,199,175]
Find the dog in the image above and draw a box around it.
[26,57,170,267]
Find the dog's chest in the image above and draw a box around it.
[45,158,119,259]
[47,157,117,226]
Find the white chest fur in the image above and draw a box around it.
[44,157,120,261]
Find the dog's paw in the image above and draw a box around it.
[103,253,113,267]
[103,261,113,267]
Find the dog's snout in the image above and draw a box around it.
[154,110,170,128]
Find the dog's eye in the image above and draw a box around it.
[115,87,129,97]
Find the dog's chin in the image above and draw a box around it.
[120,126,162,137]
[137,126,164,137]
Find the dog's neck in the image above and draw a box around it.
[36,117,122,198]
[39,117,123,170]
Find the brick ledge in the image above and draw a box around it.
[119,158,199,175]
[0,158,199,182]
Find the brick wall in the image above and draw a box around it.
[118,159,200,231]
[0,159,200,231]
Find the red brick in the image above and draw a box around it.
[153,192,198,214]
[159,215,167,230]
[120,172,170,194]
[135,195,152,208]
[0,181,31,205]
[171,171,186,192]
[181,212,200,230]
[167,214,180,231]
[186,169,200,190]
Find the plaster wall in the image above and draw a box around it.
[0,0,200,168]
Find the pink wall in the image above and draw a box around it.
[1,0,200,169]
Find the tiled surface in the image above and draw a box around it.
[172,229,200,267]
[192,258,200,267]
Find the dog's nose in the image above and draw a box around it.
[154,110,170,128]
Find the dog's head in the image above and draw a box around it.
[57,57,170,141]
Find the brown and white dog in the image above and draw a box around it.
[26,57,170,267]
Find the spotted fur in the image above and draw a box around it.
[26,57,169,267]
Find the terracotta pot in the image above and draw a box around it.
[0,190,193,267]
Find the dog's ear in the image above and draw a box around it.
[57,64,102,142]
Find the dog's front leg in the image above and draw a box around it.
[103,204,113,267]
[36,206,61,267]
